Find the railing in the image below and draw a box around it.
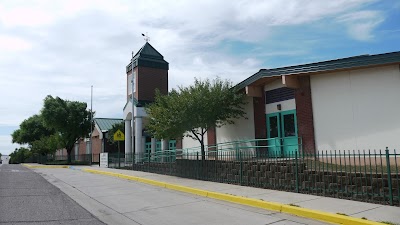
[104,138,399,206]
[32,138,399,206]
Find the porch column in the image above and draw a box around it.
[135,117,143,161]
[161,139,169,162]
[124,120,132,155]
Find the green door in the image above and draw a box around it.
[281,110,298,156]
[266,112,282,157]
[266,110,298,157]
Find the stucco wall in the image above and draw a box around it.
[215,96,255,144]
[310,64,400,152]
[182,131,208,150]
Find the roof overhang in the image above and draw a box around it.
[236,51,400,92]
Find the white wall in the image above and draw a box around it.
[182,131,208,150]
[311,65,400,152]
[216,96,255,144]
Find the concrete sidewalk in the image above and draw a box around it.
[75,165,399,225]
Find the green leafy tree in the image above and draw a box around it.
[11,114,54,146]
[107,122,124,145]
[146,78,247,160]
[41,95,93,163]
[9,147,32,164]
[30,134,61,156]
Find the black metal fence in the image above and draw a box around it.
[104,141,399,207]
[33,139,400,206]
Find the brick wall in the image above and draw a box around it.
[78,139,86,155]
[91,137,102,155]
[253,94,266,139]
[295,76,316,153]
[137,66,168,101]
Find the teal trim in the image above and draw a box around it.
[266,110,298,157]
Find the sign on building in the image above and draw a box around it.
[100,153,108,168]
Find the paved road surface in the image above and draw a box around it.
[0,164,105,225]
[34,167,329,225]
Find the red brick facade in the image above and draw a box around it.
[207,127,216,146]
[295,76,316,153]
[137,67,168,101]
[253,94,267,139]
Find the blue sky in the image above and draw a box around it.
[0,0,399,155]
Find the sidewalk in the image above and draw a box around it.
[71,165,399,225]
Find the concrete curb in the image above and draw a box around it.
[81,168,385,225]
[22,164,70,169]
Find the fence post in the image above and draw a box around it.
[148,152,151,172]
[295,151,299,193]
[385,147,393,206]
[239,148,243,186]
[196,152,199,179]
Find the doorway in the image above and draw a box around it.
[266,110,298,157]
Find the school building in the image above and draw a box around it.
[123,44,400,157]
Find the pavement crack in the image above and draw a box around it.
[349,205,383,215]
[265,219,286,224]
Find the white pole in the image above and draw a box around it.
[131,51,135,162]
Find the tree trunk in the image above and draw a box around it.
[200,142,205,161]
[67,148,72,164]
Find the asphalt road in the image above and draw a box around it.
[0,164,105,225]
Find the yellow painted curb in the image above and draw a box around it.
[80,168,385,225]
[22,164,70,169]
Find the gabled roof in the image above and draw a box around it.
[126,42,169,72]
[94,118,123,132]
[236,51,400,89]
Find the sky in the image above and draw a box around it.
[0,0,399,155]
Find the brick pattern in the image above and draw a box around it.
[253,95,266,139]
[295,76,316,153]
[137,66,168,101]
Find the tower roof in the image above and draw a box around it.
[126,42,169,72]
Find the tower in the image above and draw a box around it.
[123,42,169,161]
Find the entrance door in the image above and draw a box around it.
[266,110,298,157]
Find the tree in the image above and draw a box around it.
[107,122,124,145]
[11,114,54,146]
[146,78,247,160]
[11,114,58,157]
[41,95,93,163]
[9,147,32,164]
[30,134,61,156]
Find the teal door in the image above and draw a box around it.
[266,110,298,157]
[266,112,281,157]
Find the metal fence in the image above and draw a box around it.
[32,138,399,206]
[104,139,399,206]
[26,153,97,165]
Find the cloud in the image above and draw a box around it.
[0,35,32,51]
[338,10,384,41]
[0,0,389,153]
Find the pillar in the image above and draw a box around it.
[161,139,169,162]
[124,120,132,155]
[135,117,143,161]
